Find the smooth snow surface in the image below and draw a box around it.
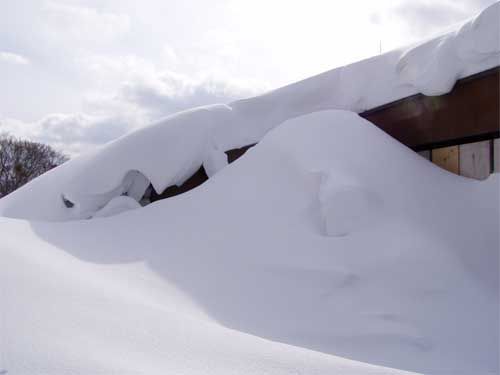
[1,110,499,375]
[318,175,382,237]
[0,2,497,221]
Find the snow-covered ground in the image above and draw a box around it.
[1,3,499,375]
[2,111,498,375]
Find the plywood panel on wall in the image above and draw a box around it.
[432,146,459,174]
[459,141,491,180]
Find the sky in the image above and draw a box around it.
[0,0,496,156]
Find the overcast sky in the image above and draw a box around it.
[0,0,495,155]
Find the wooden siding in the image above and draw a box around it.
[459,141,491,180]
[432,146,459,175]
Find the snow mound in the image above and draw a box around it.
[1,110,498,375]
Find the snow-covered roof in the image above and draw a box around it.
[231,1,499,118]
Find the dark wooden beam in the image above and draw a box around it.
[360,67,500,151]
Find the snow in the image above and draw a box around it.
[1,110,498,375]
[203,146,229,177]
[318,174,382,237]
[397,1,500,95]
[1,3,499,374]
[92,195,141,218]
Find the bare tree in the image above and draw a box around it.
[0,133,68,197]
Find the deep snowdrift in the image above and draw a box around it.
[1,111,499,375]
[0,2,497,221]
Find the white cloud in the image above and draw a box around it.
[386,0,495,39]
[117,71,264,117]
[0,52,30,65]
[0,113,138,156]
[1,64,263,156]
[43,1,130,44]
[79,53,265,119]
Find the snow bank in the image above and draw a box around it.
[1,2,498,221]
[1,110,498,375]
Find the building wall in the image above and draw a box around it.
[361,68,499,152]
[361,67,499,180]
[418,139,499,179]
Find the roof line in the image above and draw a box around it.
[360,66,500,116]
